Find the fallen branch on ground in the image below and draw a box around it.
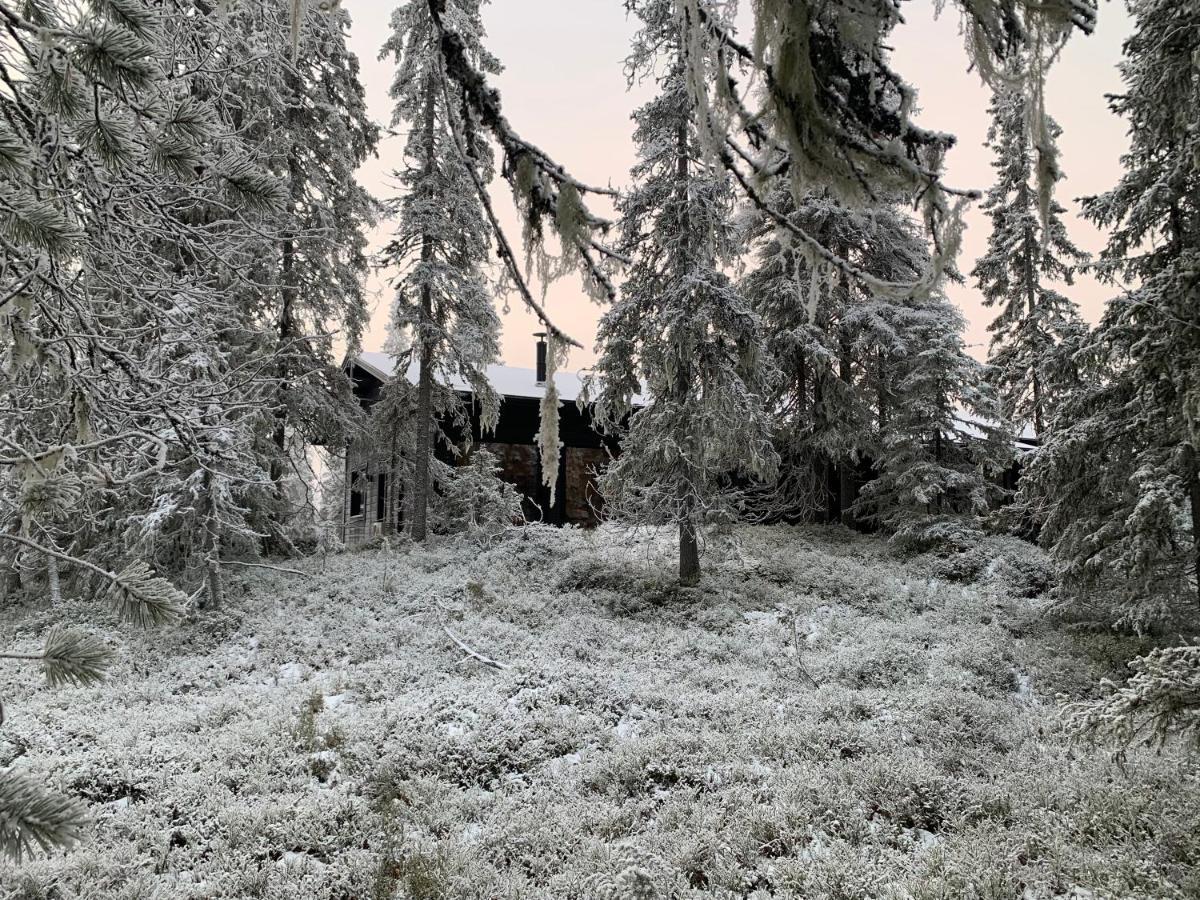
[443,625,511,671]
[222,560,313,578]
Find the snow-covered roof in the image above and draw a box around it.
[353,351,643,405]
[954,411,1038,449]
[352,352,1033,449]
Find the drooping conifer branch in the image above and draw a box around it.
[426,0,622,308]
[435,71,582,349]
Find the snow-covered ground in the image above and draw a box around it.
[1,525,1197,898]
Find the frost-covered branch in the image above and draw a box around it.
[443,625,511,671]
[426,0,622,307]
[1066,644,1200,755]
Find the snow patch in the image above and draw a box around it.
[276,662,307,683]
[1013,669,1038,705]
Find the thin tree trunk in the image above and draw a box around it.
[674,107,699,585]
[409,74,438,543]
[933,398,945,516]
[812,368,837,523]
[342,445,351,544]
[1023,232,1044,437]
[46,551,61,605]
[679,510,700,586]
[268,70,304,558]
[1185,444,1200,613]
[274,70,303,472]
[1017,133,1045,439]
[388,426,399,534]
[205,540,223,610]
[838,334,854,527]
[200,469,223,610]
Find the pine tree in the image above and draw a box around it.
[419,3,1097,516]
[972,81,1087,437]
[594,0,777,586]
[421,1,1098,361]
[378,0,502,542]
[0,0,283,855]
[742,191,925,524]
[854,292,1012,548]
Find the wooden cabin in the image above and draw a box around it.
[339,337,1038,544]
[341,337,632,545]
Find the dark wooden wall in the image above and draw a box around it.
[342,363,619,541]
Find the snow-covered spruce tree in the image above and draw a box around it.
[378,0,502,542]
[56,1,334,595]
[1023,4,1200,760]
[421,3,1095,512]
[1065,644,1200,757]
[741,190,925,525]
[853,292,1012,550]
[192,0,378,548]
[741,188,1010,541]
[594,0,777,586]
[972,79,1087,438]
[1017,0,1200,634]
[420,1,1097,374]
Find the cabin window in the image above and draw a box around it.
[349,470,364,517]
[376,472,388,521]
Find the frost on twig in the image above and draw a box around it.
[222,559,313,579]
[442,625,511,672]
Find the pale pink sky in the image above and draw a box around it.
[346,2,1133,370]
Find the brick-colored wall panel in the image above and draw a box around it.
[565,448,607,526]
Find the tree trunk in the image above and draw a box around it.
[1023,242,1044,437]
[388,425,400,534]
[199,469,222,610]
[205,543,223,611]
[673,99,701,585]
[812,369,838,523]
[46,551,61,605]
[1017,139,1045,439]
[1185,444,1200,613]
[274,70,303,473]
[679,512,700,586]
[838,335,854,527]
[933,398,945,516]
[409,74,438,543]
[342,446,351,544]
[267,69,305,558]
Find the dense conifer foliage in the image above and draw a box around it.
[376,0,501,541]
[0,0,371,856]
[593,0,777,586]
[8,0,1200,879]
[1019,0,1200,744]
[973,82,1087,438]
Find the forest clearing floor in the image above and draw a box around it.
[1,524,1197,899]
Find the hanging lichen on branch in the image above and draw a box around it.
[674,0,1093,301]
[537,332,569,506]
[425,0,626,326]
[288,0,343,59]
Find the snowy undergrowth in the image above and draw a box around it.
[1,525,1196,899]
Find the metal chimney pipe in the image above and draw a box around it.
[534,332,547,385]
